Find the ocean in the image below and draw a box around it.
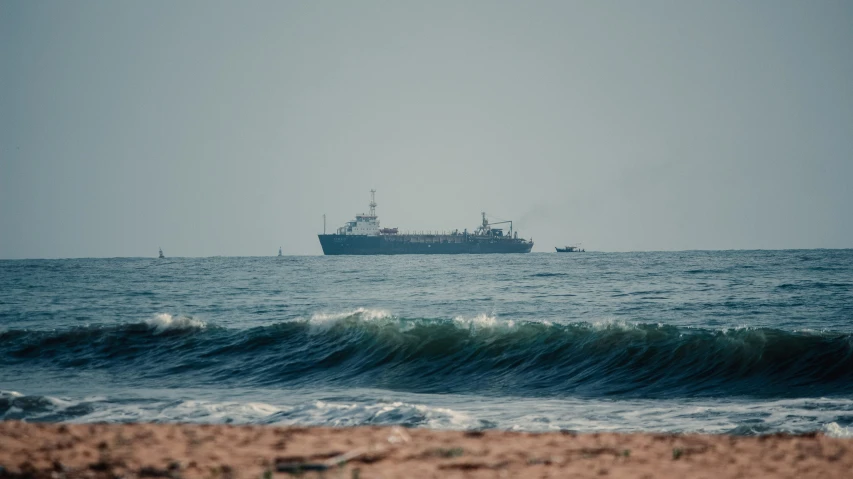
[1,250,852,437]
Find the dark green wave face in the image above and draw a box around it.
[3,314,852,399]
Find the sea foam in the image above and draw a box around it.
[823,422,853,438]
[452,313,515,330]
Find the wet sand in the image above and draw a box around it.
[1,421,850,478]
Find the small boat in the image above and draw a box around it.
[555,245,584,253]
[158,247,165,259]
[278,247,283,257]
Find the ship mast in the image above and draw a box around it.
[369,189,377,217]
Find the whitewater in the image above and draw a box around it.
[1,250,852,437]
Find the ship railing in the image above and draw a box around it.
[384,231,524,244]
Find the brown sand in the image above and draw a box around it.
[1,421,851,478]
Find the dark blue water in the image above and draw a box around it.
[2,251,852,436]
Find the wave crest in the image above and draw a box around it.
[145,313,206,332]
[308,308,391,331]
[452,313,514,330]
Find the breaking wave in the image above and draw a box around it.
[2,311,853,398]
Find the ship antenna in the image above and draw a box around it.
[369,189,377,216]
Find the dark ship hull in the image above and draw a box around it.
[319,234,533,255]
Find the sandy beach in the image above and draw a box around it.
[1,422,851,479]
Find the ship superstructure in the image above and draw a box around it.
[335,190,381,236]
[318,191,533,255]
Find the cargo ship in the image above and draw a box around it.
[318,191,533,255]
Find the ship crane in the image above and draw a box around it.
[478,212,513,237]
[486,220,513,237]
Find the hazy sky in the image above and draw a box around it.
[2,1,851,258]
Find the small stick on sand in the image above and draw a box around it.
[276,447,373,473]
